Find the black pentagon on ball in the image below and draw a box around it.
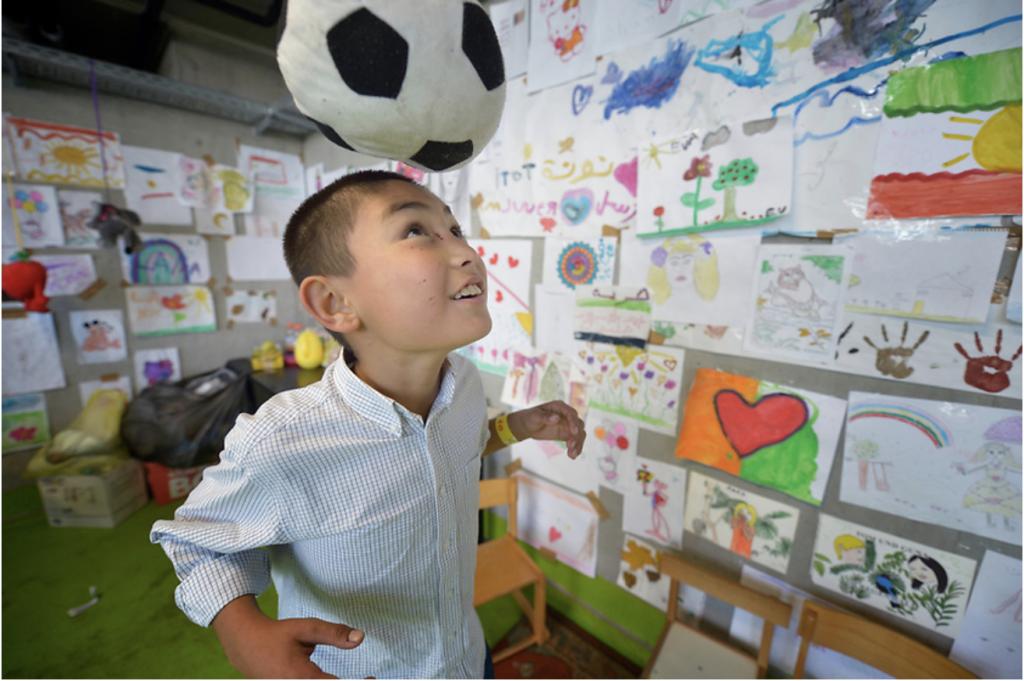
[410,140,475,171]
[308,117,355,151]
[462,3,505,92]
[326,8,408,100]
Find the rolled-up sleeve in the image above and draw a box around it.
[150,417,289,627]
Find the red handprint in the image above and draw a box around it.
[953,330,1022,394]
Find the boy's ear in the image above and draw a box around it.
[298,276,360,336]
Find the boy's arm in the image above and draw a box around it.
[482,400,585,459]
[212,594,366,680]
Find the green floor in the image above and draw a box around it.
[1,485,523,679]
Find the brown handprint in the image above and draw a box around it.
[954,329,1022,394]
[863,321,929,379]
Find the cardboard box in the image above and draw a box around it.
[37,459,149,528]
[142,461,212,505]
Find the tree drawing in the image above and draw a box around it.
[712,157,759,223]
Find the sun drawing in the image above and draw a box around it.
[941,103,1022,173]
[42,139,102,180]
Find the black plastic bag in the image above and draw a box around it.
[122,366,254,468]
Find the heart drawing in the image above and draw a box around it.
[560,189,593,226]
[549,527,563,543]
[613,156,638,197]
[713,390,808,458]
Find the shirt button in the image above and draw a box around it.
[447,589,454,599]
[449,632,455,641]
[439,485,446,495]
[444,539,452,550]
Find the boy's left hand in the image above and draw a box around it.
[510,401,586,459]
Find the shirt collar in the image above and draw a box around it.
[331,351,458,436]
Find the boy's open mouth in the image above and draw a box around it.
[452,284,484,300]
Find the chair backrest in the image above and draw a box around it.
[479,477,518,539]
[659,553,792,678]
[793,601,978,679]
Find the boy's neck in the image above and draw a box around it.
[350,348,449,421]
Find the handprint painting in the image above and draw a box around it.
[675,369,846,505]
[840,393,1021,546]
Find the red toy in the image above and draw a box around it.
[2,252,50,312]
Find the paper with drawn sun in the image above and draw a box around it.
[5,115,125,188]
[868,47,1022,219]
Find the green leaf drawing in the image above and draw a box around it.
[800,255,845,283]
[761,260,774,274]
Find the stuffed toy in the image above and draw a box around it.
[2,252,50,313]
[277,0,505,172]
[88,203,142,255]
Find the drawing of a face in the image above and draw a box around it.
[337,181,491,354]
[839,546,865,565]
[908,557,936,585]
[979,442,1012,467]
[778,266,805,290]
[665,252,695,286]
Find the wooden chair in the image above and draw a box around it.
[642,553,792,679]
[474,477,549,663]
[794,601,978,679]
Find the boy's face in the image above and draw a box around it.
[339,181,491,355]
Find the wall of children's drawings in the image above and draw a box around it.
[463,0,1022,676]
[3,0,1021,676]
[0,65,319,486]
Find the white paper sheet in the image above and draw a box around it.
[841,393,1021,546]
[573,285,651,347]
[1007,256,1022,323]
[3,184,64,248]
[810,514,977,637]
[622,456,686,549]
[460,239,533,375]
[533,285,578,356]
[949,551,1022,679]
[619,228,761,327]
[489,0,530,78]
[510,435,599,495]
[56,190,103,248]
[526,0,598,93]
[594,0,685,57]
[225,289,277,326]
[514,469,601,577]
[744,243,853,364]
[580,407,640,495]
[69,309,128,365]
[124,285,217,336]
[1,313,67,396]
[843,228,1007,324]
[134,347,183,391]
[5,114,125,188]
[684,471,800,574]
[120,232,211,284]
[224,236,291,281]
[122,145,194,226]
[34,254,97,297]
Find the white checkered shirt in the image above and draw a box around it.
[150,353,491,679]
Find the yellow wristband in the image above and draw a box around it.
[495,414,519,446]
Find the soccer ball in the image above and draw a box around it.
[277,0,506,172]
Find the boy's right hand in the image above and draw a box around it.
[212,595,368,679]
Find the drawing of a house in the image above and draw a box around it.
[915,273,973,319]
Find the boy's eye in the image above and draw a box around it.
[405,225,427,238]
[450,225,465,239]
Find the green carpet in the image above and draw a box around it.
[1,485,521,679]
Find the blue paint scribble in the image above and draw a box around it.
[694,15,783,89]
[602,62,623,85]
[134,164,166,174]
[793,84,883,146]
[810,0,937,72]
[771,14,1022,117]
[929,51,968,64]
[603,40,695,120]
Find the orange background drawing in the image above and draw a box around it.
[674,368,758,474]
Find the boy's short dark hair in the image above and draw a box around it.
[283,169,418,347]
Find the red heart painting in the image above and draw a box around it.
[508,256,520,268]
[540,217,557,232]
[489,253,499,265]
[714,390,808,457]
[549,527,563,543]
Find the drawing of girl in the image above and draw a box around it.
[729,502,757,558]
[646,235,719,305]
[833,534,866,567]
[955,442,1022,530]
[907,555,949,594]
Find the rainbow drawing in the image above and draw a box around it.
[848,402,952,448]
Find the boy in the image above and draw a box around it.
[150,170,585,679]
